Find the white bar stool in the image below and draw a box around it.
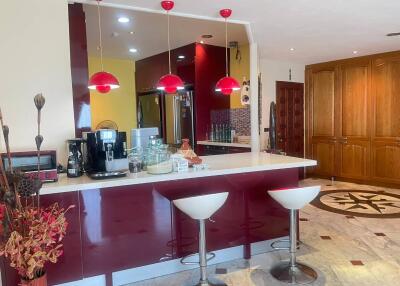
[268,186,320,284]
[173,192,229,286]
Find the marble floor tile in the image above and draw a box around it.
[125,179,400,286]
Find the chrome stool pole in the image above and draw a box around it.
[173,193,229,286]
[268,186,320,285]
[270,210,317,284]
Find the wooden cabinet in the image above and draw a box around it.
[370,54,400,184]
[336,59,371,179]
[337,139,370,179]
[306,50,400,187]
[309,138,336,176]
[305,64,338,177]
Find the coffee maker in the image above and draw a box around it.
[67,139,84,178]
[85,130,128,179]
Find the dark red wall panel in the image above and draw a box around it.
[194,43,230,141]
[68,3,91,137]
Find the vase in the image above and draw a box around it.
[20,273,47,286]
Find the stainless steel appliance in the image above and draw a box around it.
[85,130,128,179]
[1,150,58,182]
[137,90,195,148]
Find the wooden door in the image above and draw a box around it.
[371,55,400,183]
[337,59,371,179]
[276,81,304,158]
[305,65,338,176]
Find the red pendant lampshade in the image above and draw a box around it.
[157,74,184,93]
[88,0,119,94]
[215,9,240,96]
[215,76,241,96]
[88,71,120,94]
[156,1,184,94]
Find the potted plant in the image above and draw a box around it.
[0,94,74,286]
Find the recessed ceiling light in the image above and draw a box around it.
[200,40,205,44]
[129,48,138,53]
[178,55,185,59]
[118,17,130,23]
[353,50,358,54]
[201,34,213,39]
[129,31,134,35]
[290,48,295,51]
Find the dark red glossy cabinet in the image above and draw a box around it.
[1,169,298,285]
[79,185,173,276]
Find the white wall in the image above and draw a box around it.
[0,0,75,165]
[259,58,305,149]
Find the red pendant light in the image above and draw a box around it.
[156,1,184,94]
[88,0,120,94]
[215,9,240,96]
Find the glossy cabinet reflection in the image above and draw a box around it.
[1,168,298,285]
[80,184,173,276]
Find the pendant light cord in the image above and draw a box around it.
[167,11,172,74]
[97,0,104,71]
[225,18,228,77]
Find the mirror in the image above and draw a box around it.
[69,3,250,151]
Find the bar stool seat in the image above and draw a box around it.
[268,186,320,285]
[173,192,229,286]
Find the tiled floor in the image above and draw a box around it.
[126,179,400,286]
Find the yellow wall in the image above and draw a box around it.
[88,57,137,146]
[230,44,250,109]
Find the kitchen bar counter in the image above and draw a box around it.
[41,152,316,195]
[2,153,316,286]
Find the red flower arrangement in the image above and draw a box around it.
[0,94,74,285]
[0,202,73,281]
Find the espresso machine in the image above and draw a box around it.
[85,129,128,179]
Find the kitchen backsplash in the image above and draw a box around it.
[210,106,251,136]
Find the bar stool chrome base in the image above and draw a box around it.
[270,261,318,285]
[195,277,227,286]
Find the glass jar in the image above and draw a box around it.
[146,143,173,175]
[128,149,143,173]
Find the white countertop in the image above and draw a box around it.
[197,140,251,148]
[40,152,316,195]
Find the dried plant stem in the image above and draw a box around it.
[36,107,42,210]
[0,110,13,173]
[0,155,10,193]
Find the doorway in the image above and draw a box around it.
[275,81,304,158]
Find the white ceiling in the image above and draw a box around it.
[83,4,248,60]
[78,0,400,64]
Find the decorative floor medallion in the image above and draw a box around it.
[311,190,400,218]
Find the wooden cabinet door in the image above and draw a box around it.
[337,60,371,179]
[371,140,400,183]
[337,139,370,179]
[306,65,338,176]
[310,138,336,176]
[371,55,400,183]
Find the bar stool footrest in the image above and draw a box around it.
[180,252,216,265]
[270,239,301,250]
